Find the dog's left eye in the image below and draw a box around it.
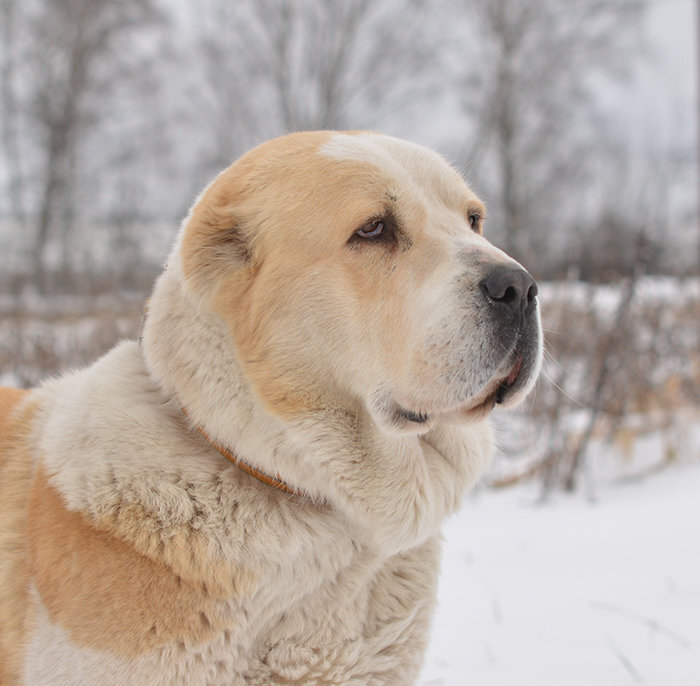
[355,220,385,239]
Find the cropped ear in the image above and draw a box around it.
[179,178,252,305]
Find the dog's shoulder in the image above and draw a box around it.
[0,385,32,483]
[0,385,28,412]
[0,386,30,446]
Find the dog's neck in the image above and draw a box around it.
[142,262,494,555]
[179,402,313,500]
[141,264,325,501]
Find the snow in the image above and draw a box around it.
[537,277,700,317]
[420,462,700,685]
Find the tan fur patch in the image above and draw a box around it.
[27,467,238,657]
[0,387,27,423]
[0,387,34,684]
[182,131,390,417]
[96,497,256,599]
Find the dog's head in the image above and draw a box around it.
[176,131,541,434]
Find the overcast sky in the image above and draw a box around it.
[629,0,695,152]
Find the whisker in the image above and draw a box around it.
[541,347,561,368]
[540,369,583,407]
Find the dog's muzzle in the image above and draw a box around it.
[479,264,540,405]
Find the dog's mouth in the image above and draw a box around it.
[376,306,543,434]
[457,352,526,416]
[390,352,527,430]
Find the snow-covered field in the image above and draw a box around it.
[421,460,700,685]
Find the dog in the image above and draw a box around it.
[0,131,542,685]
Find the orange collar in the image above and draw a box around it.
[181,406,304,498]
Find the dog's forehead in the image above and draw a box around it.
[320,132,473,202]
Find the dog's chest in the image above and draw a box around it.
[237,537,441,684]
[26,537,439,686]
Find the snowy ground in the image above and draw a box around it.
[420,461,700,686]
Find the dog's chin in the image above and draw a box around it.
[371,350,540,435]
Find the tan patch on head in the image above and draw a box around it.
[27,466,241,657]
[180,131,340,304]
[179,131,488,421]
[0,387,34,684]
[181,131,392,416]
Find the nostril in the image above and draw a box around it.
[526,282,538,305]
[480,266,537,314]
[502,285,518,306]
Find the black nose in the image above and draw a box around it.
[480,265,538,316]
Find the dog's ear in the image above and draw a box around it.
[179,174,253,305]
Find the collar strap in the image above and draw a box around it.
[181,406,304,498]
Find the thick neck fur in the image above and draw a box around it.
[141,259,494,556]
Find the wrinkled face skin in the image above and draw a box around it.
[181,131,542,434]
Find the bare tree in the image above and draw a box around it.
[451,0,644,272]
[0,0,27,234]
[0,0,163,288]
[193,0,440,170]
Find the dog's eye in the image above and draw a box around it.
[348,215,400,249]
[355,220,385,239]
[468,213,481,232]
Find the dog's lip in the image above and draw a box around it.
[442,353,526,419]
[495,354,523,404]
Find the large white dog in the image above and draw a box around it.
[0,131,542,685]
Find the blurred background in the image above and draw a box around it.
[0,0,698,682]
